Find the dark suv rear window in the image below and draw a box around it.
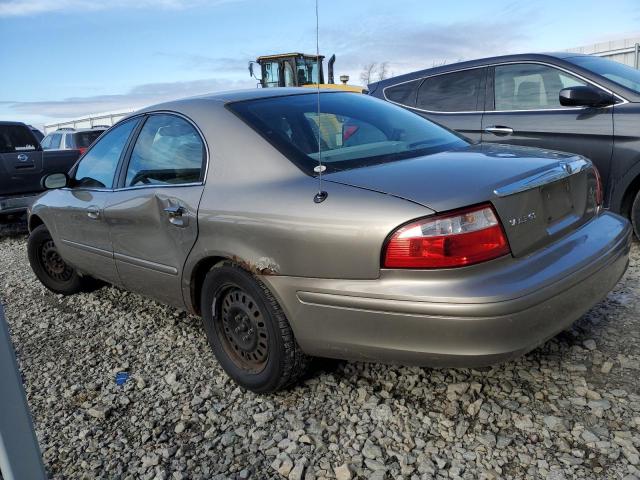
[384,79,421,106]
[0,125,39,153]
[73,130,105,148]
[227,92,466,174]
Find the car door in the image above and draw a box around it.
[481,62,614,189]
[51,118,140,285]
[104,113,207,308]
[409,67,486,143]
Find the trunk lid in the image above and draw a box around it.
[324,143,599,257]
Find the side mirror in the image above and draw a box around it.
[248,61,254,78]
[42,173,68,190]
[559,86,613,108]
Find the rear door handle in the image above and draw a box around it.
[484,126,514,136]
[163,205,185,217]
[164,204,188,227]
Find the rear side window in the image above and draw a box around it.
[0,125,39,153]
[494,63,588,111]
[124,114,205,187]
[64,134,75,148]
[416,69,483,112]
[384,79,421,106]
[74,119,138,189]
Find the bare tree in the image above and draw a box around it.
[376,62,390,81]
[360,63,377,85]
[360,62,392,85]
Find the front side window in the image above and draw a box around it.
[261,61,280,88]
[49,133,62,149]
[228,92,467,174]
[73,119,138,189]
[568,55,640,95]
[0,125,39,153]
[416,69,483,112]
[125,114,205,187]
[494,63,588,111]
[40,135,52,149]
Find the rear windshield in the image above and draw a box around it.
[568,55,640,94]
[227,92,466,174]
[0,125,39,154]
[73,130,105,148]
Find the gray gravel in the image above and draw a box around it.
[1,217,640,479]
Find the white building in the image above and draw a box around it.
[567,36,640,69]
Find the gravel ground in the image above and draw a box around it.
[1,216,640,480]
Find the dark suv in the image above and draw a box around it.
[41,127,106,155]
[369,53,640,235]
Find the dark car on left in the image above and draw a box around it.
[0,121,80,217]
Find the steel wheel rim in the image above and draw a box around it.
[40,239,73,282]
[215,287,269,373]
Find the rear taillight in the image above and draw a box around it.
[593,166,603,206]
[78,147,87,155]
[383,204,511,269]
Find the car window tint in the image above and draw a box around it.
[0,125,39,153]
[74,119,138,189]
[384,79,421,106]
[416,69,482,112]
[125,114,204,187]
[494,64,587,110]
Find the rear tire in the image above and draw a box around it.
[28,224,86,295]
[201,262,310,393]
[631,190,640,239]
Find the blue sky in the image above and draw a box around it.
[1,0,639,128]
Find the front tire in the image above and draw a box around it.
[201,262,310,393]
[27,224,85,295]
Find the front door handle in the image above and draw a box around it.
[484,126,514,136]
[87,207,101,220]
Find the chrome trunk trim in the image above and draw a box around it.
[493,158,591,197]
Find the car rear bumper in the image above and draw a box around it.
[0,193,39,215]
[263,211,632,366]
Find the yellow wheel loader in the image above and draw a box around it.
[249,52,364,93]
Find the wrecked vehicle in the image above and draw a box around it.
[27,89,631,392]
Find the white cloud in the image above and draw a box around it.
[2,77,255,126]
[0,0,241,17]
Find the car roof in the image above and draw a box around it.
[0,121,29,127]
[137,87,342,114]
[369,52,590,88]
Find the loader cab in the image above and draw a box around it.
[251,53,326,88]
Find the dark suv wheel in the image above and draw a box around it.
[27,225,87,295]
[201,262,310,393]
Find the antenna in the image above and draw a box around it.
[313,0,328,204]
